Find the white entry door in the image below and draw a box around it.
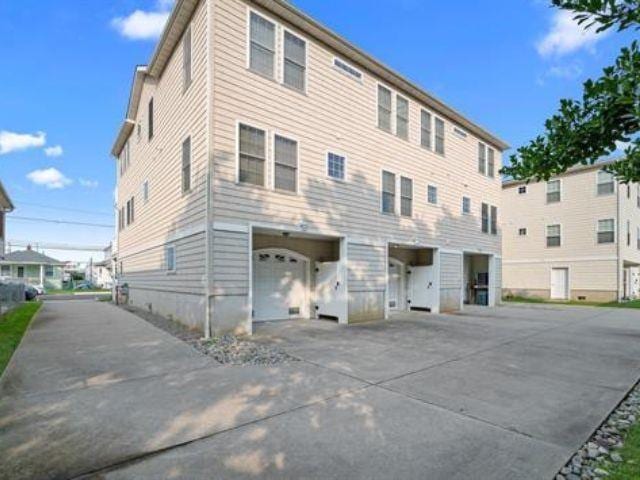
[550,268,569,300]
[388,261,402,310]
[315,261,346,320]
[253,251,308,321]
[408,266,437,311]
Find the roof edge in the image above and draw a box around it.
[502,158,620,187]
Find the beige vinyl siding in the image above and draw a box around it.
[211,229,250,297]
[347,242,385,322]
[440,251,462,311]
[209,0,502,255]
[116,1,208,293]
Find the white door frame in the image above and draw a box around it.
[550,267,569,300]
[252,247,311,322]
[388,257,405,311]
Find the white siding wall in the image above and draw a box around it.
[440,251,462,311]
[347,242,386,322]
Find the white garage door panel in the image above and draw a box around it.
[253,252,307,321]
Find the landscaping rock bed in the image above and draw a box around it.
[556,383,640,480]
[120,304,298,366]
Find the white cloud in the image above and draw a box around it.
[111,0,173,40]
[27,168,72,189]
[78,178,99,189]
[536,10,608,57]
[0,130,46,155]
[44,145,63,157]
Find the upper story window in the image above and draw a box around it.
[148,98,154,141]
[400,177,412,217]
[126,196,135,226]
[381,170,396,214]
[518,228,527,236]
[546,180,561,203]
[481,203,489,233]
[420,110,432,150]
[183,26,192,91]
[142,180,149,203]
[377,85,392,132]
[478,143,486,175]
[434,117,445,155]
[462,196,471,214]
[274,134,298,192]
[427,185,438,205]
[396,95,409,139]
[487,148,495,178]
[283,31,306,91]
[627,220,631,246]
[165,245,176,272]
[637,226,640,249]
[597,170,615,195]
[249,12,276,78]
[327,152,345,180]
[182,136,192,194]
[333,57,362,81]
[518,185,527,194]
[119,141,130,176]
[491,205,498,235]
[238,123,266,187]
[546,224,561,247]
[597,219,615,244]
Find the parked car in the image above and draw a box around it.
[29,284,45,295]
[74,282,94,291]
[24,285,38,301]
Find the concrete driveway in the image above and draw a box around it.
[1,302,640,479]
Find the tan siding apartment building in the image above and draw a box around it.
[112,0,508,335]
[502,160,640,302]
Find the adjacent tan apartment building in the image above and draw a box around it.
[503,160,640,302]
[111,0,508,335]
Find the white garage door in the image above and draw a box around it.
[253,250,308,321]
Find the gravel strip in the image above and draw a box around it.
[556,383,640,480]
[119,304,298,366]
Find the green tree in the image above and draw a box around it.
[501,0,640,182]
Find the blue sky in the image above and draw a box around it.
[0,0,634,261]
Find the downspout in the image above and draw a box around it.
[203,0,214,339]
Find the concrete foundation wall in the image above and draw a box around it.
[502,288,617,303]
[440,288,461,312]
[128,287,206,331]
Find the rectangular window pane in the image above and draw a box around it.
[284,31,306,91]
[182,136,191,193]
[148,98,154,140]
[327,153,345,180]
[597,170,615,195]
[274,135,297,192]
[546,224,561,247]
[130,196,134,223]
[597,219,615,244]
[396,96,408,139]
[490,205,497,235]
[183,27,192,90]
[382,171,395,213]
[478,143,486,175]
[462,196,470,214]
[435,118,445,154]
[421,110,432,149]
[333,58,362,81]
[166,246,175,271]
[487,148,495,177]
[378,85,392,132]
[400,176,412,217]
[547,180,561,203]
[481,203,489,233]
[427,185,438,205]
[250,12,275,78]
[239,124,266,186]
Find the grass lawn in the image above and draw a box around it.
[0,302,41,375]
[605,423,640,479]
[503,296,640,309]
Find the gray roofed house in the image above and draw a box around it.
[0,246,64,290]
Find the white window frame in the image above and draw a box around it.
[596,170,615,196]
[420,108,432,150]
[142,180,149,203]
[546,179,562,203]
[165,245,176,273]
[427,184,438,205]
[395,94,409,140]
[518,227,527,236]
[596,218,616,244]
[236,120,269,187]
[332,57,363,82]
[326,150,347,182]
[182,25,192,92]
[434,117,445,155]
[400,176,413,217]
[546,223,562,248]
[182,135,192,194]
[246,8,278,80]
[462,196,471,214]
[380,169,397,215]
[281,27,308,93]
[376,82,394,133]
[478,142,487,175]
[518,185,527,194]
[271,130,300,194]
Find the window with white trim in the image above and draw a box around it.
[183,26,192,91]
[518,185,527,194]
[182,136,191,193]
[427,185,438,205]
[597,170,615,195]
[400,176,412,217]
[45,265,54,278]
[378,85,392,132]
[462,196,471,214]
[420,110,432,150]
[491,206,498,235]
[396,95,409,139]
[637,226,640,250]
[1,265,10,276]
[283,31,306,91]
[478,143,486,175]
[627,220,631,246]
[518,228,527,236]
[333,57,362,81]
[597,219,615,244]
[481,203,489,233]
[148,98,154,141]
[434,117,445,155]
[487,147,495,178]
[381,170,395,214]
[143,180,149,203]
[165,245,176,272]
[249,12,275,78]
[547,180,561,203]
[274,134,298,192]
[327,152,345,180]
[238,124,266,186]
[546,224,561,247]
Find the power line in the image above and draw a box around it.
[8,215,114,229]
[8,240,108,252]
[12,200,113,217]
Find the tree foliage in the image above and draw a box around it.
[501,0,640,182]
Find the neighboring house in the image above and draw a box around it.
[85,246,114,288]
[111,0,508,334]
[0,180,14,257]
[0,247,64,290]
[502,159,638,302]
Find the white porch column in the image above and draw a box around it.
[39,264,44,286]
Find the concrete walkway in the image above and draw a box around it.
[1,302,640,479]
